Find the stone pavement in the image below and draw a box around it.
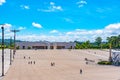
[2,50,120,80]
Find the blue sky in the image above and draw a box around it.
[0,0,120,42]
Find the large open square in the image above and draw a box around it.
[1,49,120,80]
[1,0,120,80]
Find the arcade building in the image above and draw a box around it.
[16,41,76,49]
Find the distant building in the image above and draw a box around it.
[112,50,120,66]
[16,41,76,49]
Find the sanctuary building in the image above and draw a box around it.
[16,41,76,49]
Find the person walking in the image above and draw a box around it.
[80,69,82,74]
[24,56,25,59]
[31,61,32,64]
[34,61,35,64]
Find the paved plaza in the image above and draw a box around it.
[1,49,120,80]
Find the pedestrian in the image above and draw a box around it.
[94,52,96,54]
[29,57,30,59]
[34,61,35,64]
[51,62,55,66]
[24,56,25,59]
[86,62,88,64]
[28,61,30,64]
[31,61,32,64]
[80,69,82,74]
[85,58,88,61]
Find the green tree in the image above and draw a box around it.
[95,37,102,47]
[107,35,120,48]
[27,46,31,49]
[80,40,91,49]
[16,46,20,49]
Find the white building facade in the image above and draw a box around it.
[16,41,76,49]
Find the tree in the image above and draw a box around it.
[80,40,91,49]
[27,46,31,49]
[84,40,90,49]
[107,35,120,48]
[117,35,120,47]
[95,37,102,47]
[16,46,19,49]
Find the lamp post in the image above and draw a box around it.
[109,43,112,62]
[10,37,12,65]
[10,29,20,59]
[1,24,5,76]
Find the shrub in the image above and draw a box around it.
[27,46,31,49]
[16,46,19,49]
[98,61,112,65]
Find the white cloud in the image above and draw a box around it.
[50,2,55,5]
[4,33,13,37]
[41,2,63,12]
[17,34,74,42]
[0,23,12,32]
[20,5,30,10]
[50,30,59,33]
[105,23,120,30]
[77,0,87,8]
[64,18,74,23]
[104,23,120,36]
[66,23,120,42]
[0,23,14,38]
[3,22,120,42]
[94,30,103,34]
[80,1,87,4]
[0,0,5,5]
[96,8,112,13]
[0,23,11,28]
[32,22,42,28]
[18,27,26,30]
[24,6,29,9]
[4,23,12,28]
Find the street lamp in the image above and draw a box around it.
[109,43,112,62]
[10,29,20,59]
[10,37,12,65]
[0,24,5,76]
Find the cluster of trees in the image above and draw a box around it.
[75,35,120,49]
[107,35,120,48]
[0,39,20,49]
[0,44,14,49]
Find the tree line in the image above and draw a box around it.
[0,39,21,49]
[75,35,120,49]
[0,35,120,49]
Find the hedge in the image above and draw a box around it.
[98,61,112,65]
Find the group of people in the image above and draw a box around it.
[23,56,36,64]
[24,56,83,75]
[28,61,35,64]
[24,56,31,59]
